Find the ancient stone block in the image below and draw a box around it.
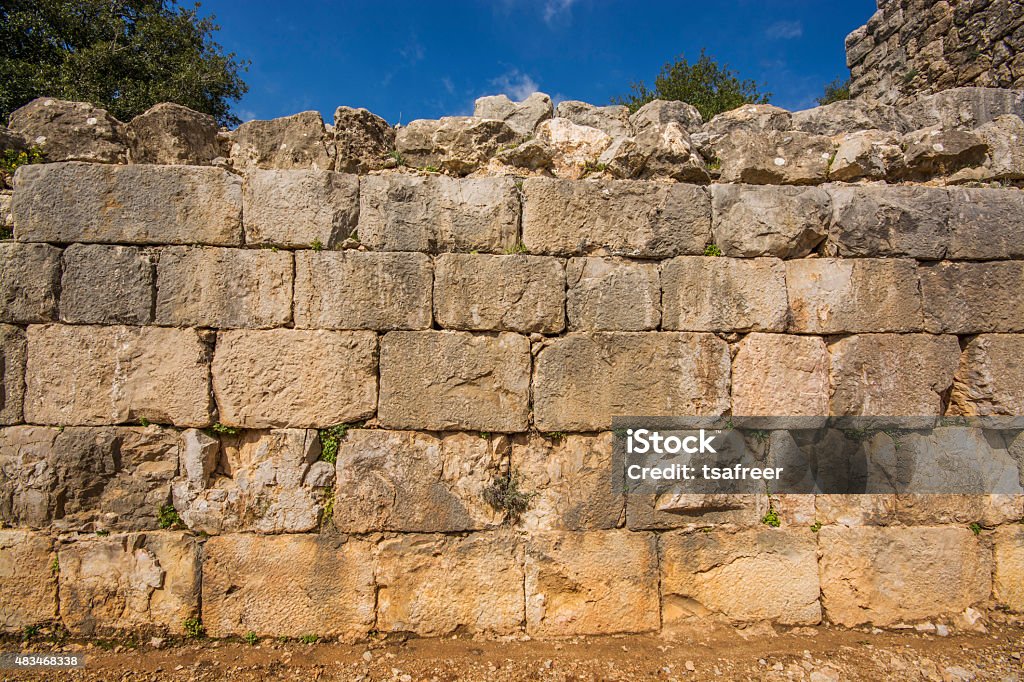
[826,185,950,259]
[976,115,1024,180]
[818,526,992,626]
[732,333,829,417]
[533,332,730,431]
[25,325,213,427]
[13,163,242,245]
[904,87,1024,130]
[474,92,553,135]
[521,178,710,257]
[625,119,710,182]
[555,100,631,137]
[710,184,830,259]
[661,257,788,332]
[534,118,613,179]
[0,530,56,632]
[994,525,1024,613]
[786,258,922,333]
[565,258,660,331]
[0,325,25,425]
[202,534,375,639]
[525,530,659,636]
[947,187,1024,259]
[125,103,221,165]
[814,495,897,527]
[899,127,988,179]
[790,99,908,136]
[433,254,565,333]
[630,99,703,135]
[59,532,199,635]
[660,529,821,625]
[828,334,960,416]
[155,247,292,329]
[921,261,1024,333]
[828,130,903,181]
[715,130,834,185]
[704,104,792,139]
[333,106,396,173]
[60,244,153,325]
[358,175,518,253]
[8,98,126,163]
[625,493,767,531]
[333,430,504,532]
[950,334,1024,416]
[0,242,61,323]
[294,251,432,331]
[212,329,377,429]
[242,169,358,248]
[395,116,522,175]
[229,111,334,171]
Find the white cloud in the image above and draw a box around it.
[442,76,455,94]
[543,0,577,26]
[490,69,540,101]
[766,20,803,39]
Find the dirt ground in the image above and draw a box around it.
[2,621,1023,681]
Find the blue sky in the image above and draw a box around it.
[200,0,877,126]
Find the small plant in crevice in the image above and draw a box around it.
[348,229,361,244]
[320,487,335,529]
[209,422,239,436]
[310,238,324,251]
[969,522,982,536]
[183,617,205,639]
[810,521,822,533]
[703,244,722,257]
[705,155,722,171]
[299,633,319,644]
[484,472,534,524]
[318,422,363,464]
[138,417,150,427]
[0,226,12,240]
[389,150,406,167]
[421,165,441,173]
[158,504,182,529]
[478,431,491,440]
[761,503,781,528]
[504,240,528,255]
[244,631,259,645]
[50,557,59,576]
[94,529,110,536]
[22,624,39,640]
[544,431,567,442]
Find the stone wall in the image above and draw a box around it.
[1,91,1023,640]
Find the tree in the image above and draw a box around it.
[816,77,851,106]
[0,0,248,126]
[614,49,770,121]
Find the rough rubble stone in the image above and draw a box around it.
[378,331,530,432]
[630,99,703,135]
[0,127,27,153]
[828,130,903,181]
[715,130,835,185]
[626,492,767,532]
[8,98,127,163]
[921,261,1024,333]
[433,254,565,333]
[903,87,1024,130]
[994,525,1024,612]
[704,104,793,140]
[125,103,220,165]
[976,114,1024,179]
[628,121,710,182]
[474,93,553,135]
[565,257,661,331]
[732,333,829,417]
[533,332,730,431]
[13,162,242,245]
[358,174,518,253]
[395,116,522,175]
[211,329,377,429]
[333,106,395,173]
[534,118,613,179]
[521,178,710,257]
[0,530,56,632]
[950,335,1024,416]
[790,99,908,136]
[242,169,358,248]
[555,101,631,137]
[0,191,12,226]
[0,325,25,424]
[661,257,788,332]
[898,126,988,178]
[155,247,292,329]
[0,242,61,323]
[203,534,375,639]
[229,111,335,171]
[947,187,1024,260]
[826,185,950,259]
[25,325,213,427]
[60,244,153,325]
[494,138,555,171]
[294,251,432,331]
[711,184,829,259]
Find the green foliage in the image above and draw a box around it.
[310,239,324,251]
[969,522,982,536]
[901,68,919,86]
[244,631,258,645]
[182,617,205,639]
[761,505,781,528]
[504,240,528,255]
[299,634,319,644]
[810,521,822,533]
[0,146,44,173]
[94,529,109,536]
[816,77,851,106]
[421,164,440,173]
[0,0,249,125]
[703,244,722,257]
[50,556,59,575]
[22,624,39,640]
[138,417,150,427]
[320,488,334,529]
[210,422,238,436]
[157,504,181,529]
[318,422,362,464]
[614,49,770,121]
[389,150,406,166]
[483,472,534,524]
[581,160,607,176]
[544,432,567,442]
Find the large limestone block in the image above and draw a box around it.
[212,329,377,429]
[294,251,432,330]
[715,130,834,185]
[898,126,988,179]
[242,169,358,248]
[474,92,553,135]
[704,104,793,139]
[525,530,659,636]
[0,242,61,323]
[8,98,126,163]
[358,175,518,253]
[732,333,829,416]
[59,532,199,635]
[229,111,335,171]
[994,526,1024,612]
[376,533,524,636]
[818,526,992,626]
[0,530,56,632]
[521,178,711,257]
[790,99,908,136]
[13,162,242,245]
[828,130,903,181]
[566,257,661,331]
[25,325,213,427]
[202,534,375,639]
[379,331,529,432]
[333,106,395,173]
[660,529,821,625]
[921,261,1024,333]
[533,332,730,431]
[125,103,221,165]
[710,184,830,259]
[950,334,1024,416]
[786,258,922,333]
[976,115,1024,180]
[60,244,153,325]
[662,257,788,332]
[534,118,613,179]
[826,185,950,259]
[0,325,25,424]
[433,254,565,333]
[626,493,767,531]
[155,247,292,329]
[555,101,632,137]
[396,116,523,175]
[828,334,960,416]
[815,495,897,527]
[630,99,703,135]
[903,87,1024,130]
[334,430,504,532]
[947,187,1024,260]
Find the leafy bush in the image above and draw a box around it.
[816,77,851,105]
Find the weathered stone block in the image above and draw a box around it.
[474,92,553,135]
[710,184,830,259]
[8,98,126,163]
[828,130,903,181]
[433,254,565,333]
[376,533,524,637]
[704,104,792,139]
[125,103,221,165]
[818,526,992,626]
[0,530,56,632]
[242,169,358,248]
[229,111,335,171]
[379,331,529,432]
[334,430,504,532]
[358,175,519,253]
[786,258,922,333]
[396,116,523,175]
[732,333,829,416]
[521,178,710,257]
[59,532,199,635]
[0,242,61,323]
[826,185,950,259]
[899,127,988,179]
[60,244,153,325]
[155,247,292,329]
[715,130,834,185]
[212,329,377,429]
[791,99,908,136]
[661,529,821,625]
[950,334,1024,416]
[25,325,213,427]
[626,493,767,531]
[994,525,1024,613]
[13,162,242,245]
[0,325,25,425]
[525,530,659,636]
[947,188,1024,260]
[294,251,432,330]
[202,534,375,639]
[828,334,960,416]
[533,332,730,431]
[814,495,897,527]
[661,257,788,332]
[333,106,396,173]
[555,101,631,137]
[921,261,1024,333]
[565,258,660,331]
[535,118,613,179]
